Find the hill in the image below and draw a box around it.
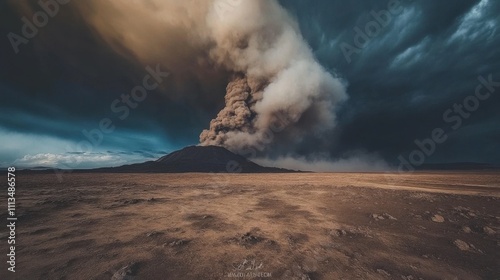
[93,146,295,173]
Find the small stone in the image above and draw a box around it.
[329,230,340,237]
[112,263,138,280]
[483,226,496,235]
[462,226,471,233]
[384,213,397,220]
[300,274,311,280]
[169,239,186,247]
[146,231,161,237]
[431,214,445,223]
[377,269,391,277]
[454,239,470,251]
[371,213,390,220]
[460,213,470,219]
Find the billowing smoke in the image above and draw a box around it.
[200,0,348,152]
[71,0,347,154]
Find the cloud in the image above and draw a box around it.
[69,0,348,154]
[0,127,174,168]
[254,153,390,172]
[12,151,165,169]
[1,0,499,167]
[14,153,122,169]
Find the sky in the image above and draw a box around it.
[0,0,499,169]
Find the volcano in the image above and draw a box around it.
[94,146,294,173]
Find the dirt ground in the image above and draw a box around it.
[1,172,499,280]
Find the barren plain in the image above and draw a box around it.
[1,172,499,280]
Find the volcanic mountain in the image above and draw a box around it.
[94,146,294,173]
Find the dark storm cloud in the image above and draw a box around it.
[1,0,499,167]
[280,0,500,164]
[0,0,227,152]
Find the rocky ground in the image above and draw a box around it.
[1,172,499,279]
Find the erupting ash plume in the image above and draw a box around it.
[73,0,348,154]
[199,75,262,147]
[200,0,348,152]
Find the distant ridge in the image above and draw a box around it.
[92,145,295,173]
[416,162,500,171]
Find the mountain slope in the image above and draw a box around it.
[94,146,294,173]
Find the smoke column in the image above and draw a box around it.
[73,0,348,154]
[200,0,348,153]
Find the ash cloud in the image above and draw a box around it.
[74,0,348,154]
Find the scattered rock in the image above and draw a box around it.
[454,239,470,251]
[372,213,397,221]
[462,226,472,234]
[111,262,138,280]
[483,226,496,235]
[431,215,445,223]
[146,231,161,237]
[298,274,311,280]
[230,232,264,247]
[371,214,385,220]
[241,232,260,243]
[371,214,383,220]
[459,213,470,219]
[168,239,187,247]
[383,213,398,220]
[376,269,391,277]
